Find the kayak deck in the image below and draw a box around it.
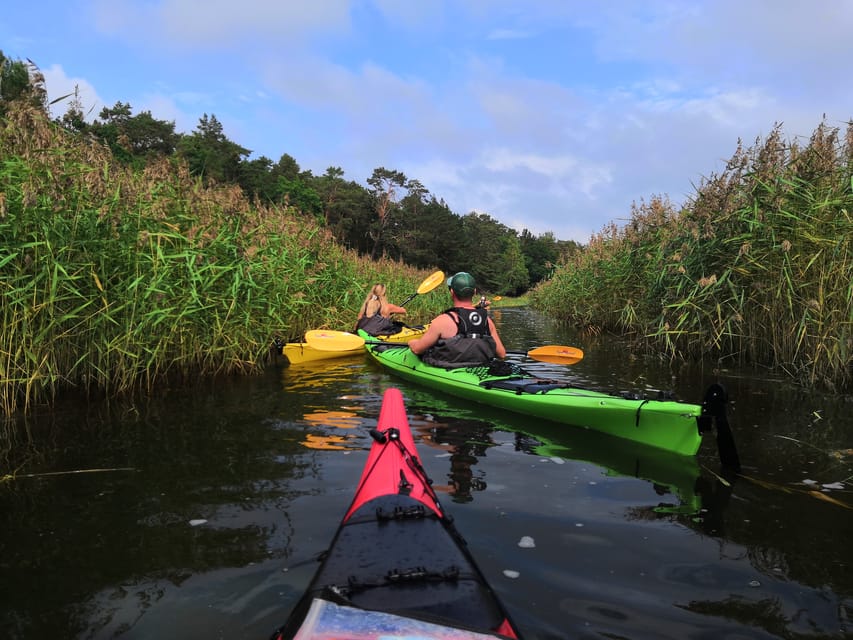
[291,494,515,632]
[282,340,361,363]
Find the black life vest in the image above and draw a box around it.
[422,307,497,369]
[355,313,399,336]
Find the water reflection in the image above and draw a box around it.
[1,307,851,639]
[410,413,493,502]
[299,410,363,450]
[511,425,705,516]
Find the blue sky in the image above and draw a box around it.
[3,1,852,242]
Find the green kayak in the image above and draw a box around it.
[360,331,732,458]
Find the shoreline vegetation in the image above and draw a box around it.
[530,120,853,392]
[0,103,440,417]
[1,59,851,423]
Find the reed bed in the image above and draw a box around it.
[531,120,853,391]
[0,104,434,417]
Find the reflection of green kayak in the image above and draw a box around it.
[362,331,723,457]
[511,419,703,514]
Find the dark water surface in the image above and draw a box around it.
[1,308,851,639]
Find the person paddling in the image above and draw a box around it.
[408,272,506,368]
[355,283,406,336]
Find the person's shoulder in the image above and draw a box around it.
[432,310,455,324]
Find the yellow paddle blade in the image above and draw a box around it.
[526,345,584,365]
[417,270,446,294]
[398,270,446,307]
[304,330,366,352]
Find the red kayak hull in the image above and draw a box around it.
[271,387,521,639]
[344,387,442,520]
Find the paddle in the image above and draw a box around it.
[397,270,446,308]
[519,345,584,365]
[305,330,584,365]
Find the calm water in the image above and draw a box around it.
[1,308,851,639]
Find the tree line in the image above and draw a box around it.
[1,52,580,296]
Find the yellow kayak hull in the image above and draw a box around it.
[281,325,426,364]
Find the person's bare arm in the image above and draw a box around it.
[409,315,451,355]
[383,303,406,316]
[489,318,507,358]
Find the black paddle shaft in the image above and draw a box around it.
[700,383,741,471]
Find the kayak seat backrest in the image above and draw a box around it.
[480,377,570,394]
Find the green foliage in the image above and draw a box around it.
[275,153,302,180]
[366,167,408,260]
[36,77,566,296]
[459,213,529,295]
[278,176,323,220]
[315,166,346,225]
[177,113,250,184]
[237,155,278,202]
[531,119,853,390]
[0,51,47,115]
[397,194,466,269]
[519,229,561,287]
[86,102,180,167]
[0,103,435,415]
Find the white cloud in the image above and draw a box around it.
[481,149,577,179]
[137,94,196,132]
[7,0,852,244]
[92,0,351,47]
[41,64,103,120]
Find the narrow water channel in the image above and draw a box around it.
[1,307,850,639]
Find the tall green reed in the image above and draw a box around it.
[531,120,853,390]
[0,104,437,417]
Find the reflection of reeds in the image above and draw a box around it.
[532,120,853,390]
[0,104,433,416]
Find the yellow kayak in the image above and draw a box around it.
[279,324,426,364]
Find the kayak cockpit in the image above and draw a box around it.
[480,377,569,394]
